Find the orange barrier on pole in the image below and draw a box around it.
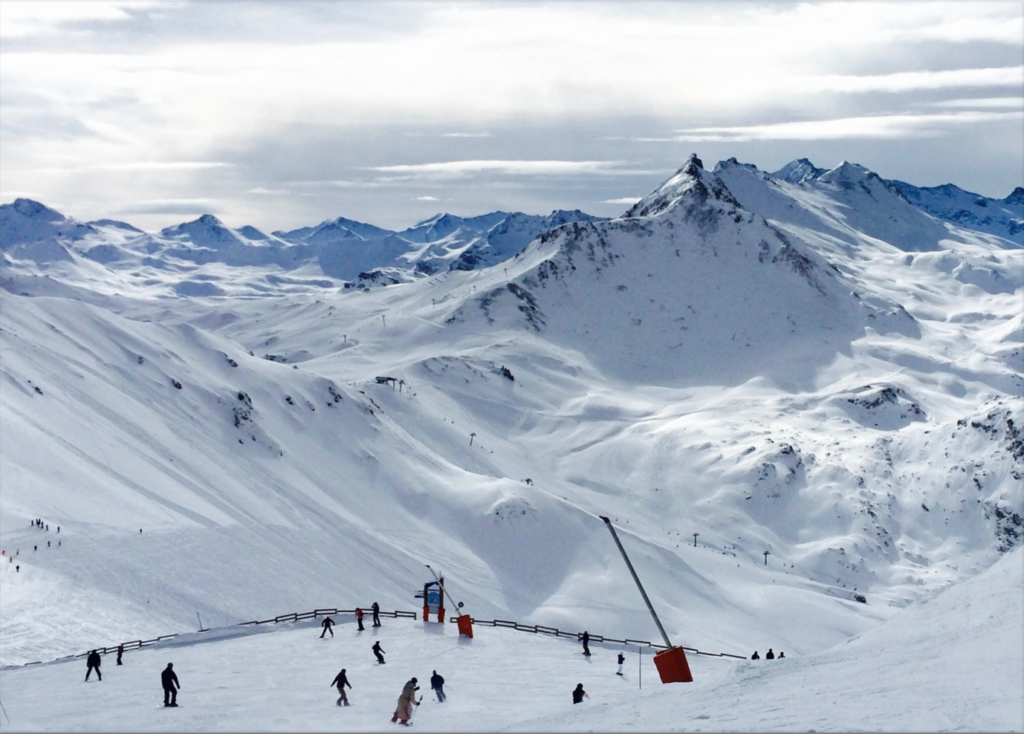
[456,615,474,638]
[653,646,693,683]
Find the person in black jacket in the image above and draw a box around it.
[372,641,385,664]
[371,602,381,627]
[320,616,335,638]
[161,663,180,707]
[617,652,625,676]
[572,683,589,704]
[751,651,760,660]
[430,670,445,702]
[766,648,775,660]
[116,644,124,666]
[85,650,102,681]
[581,630,591,656]
[330,668,351,706]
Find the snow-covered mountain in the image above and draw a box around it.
[1,150,1021,721]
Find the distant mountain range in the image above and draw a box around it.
[1,158,1020,292]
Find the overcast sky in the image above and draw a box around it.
[1,2,1021,232]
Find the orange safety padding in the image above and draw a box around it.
[456,614,474,638]
[653,646,693,683]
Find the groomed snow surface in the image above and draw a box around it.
[1,547,1019,732]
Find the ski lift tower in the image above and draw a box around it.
[600,516,693,683]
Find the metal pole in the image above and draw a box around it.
[600,516,673,649]
[638,647,642,689]
[197,612,203,631]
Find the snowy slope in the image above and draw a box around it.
[1,150,1021,719]
[0,547,1019,732]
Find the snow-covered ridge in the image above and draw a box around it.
[1,154,1021,691]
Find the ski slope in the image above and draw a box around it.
[0,546,1019,732]
[1,154,1022,730]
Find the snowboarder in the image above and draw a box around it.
[320,616,335,638]
[372,641,385,664]
[161,663,180,707]
[85,650,102,681]
[778,651,785,659]
[766,648,775,660]
[751,651,760,660]
[372,602,381,627]
[430,670,445,702]
[330,668,352,706]
[116,644,124,666]
[617,652,625,676]
[581,630,591,656]
[391,678,420,725]
[355,607,365,631]
[572,683,589,704]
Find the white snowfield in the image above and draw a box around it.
[1,154,1022,730]
[0,547,1019,732]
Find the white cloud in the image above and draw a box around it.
[247,187,290,195]
[793,66,1023,95]
[666,111,1024,142]
[926,97,1024,109]
[441,133,493,138]
[604,197,641,205]
[94,161,233,171]
[115,198,219,215]
[0,2,151,38]
[367,160,629,179]
[415,195,439,201]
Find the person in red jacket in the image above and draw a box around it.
[355,607,365,631]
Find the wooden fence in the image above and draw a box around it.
[8,607,744,668]
[450,617,747,660]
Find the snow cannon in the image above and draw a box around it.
[599,515,693,684]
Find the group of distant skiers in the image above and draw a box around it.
[750,648,784,660]
[4,519,63,573]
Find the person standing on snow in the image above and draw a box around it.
[85,650,102,681]
[572,683,589,704]
[320,616,335,638]
[430,670,446,702]
[766,648,775,660]
[355,607,365,631]
[581,630,591,656]
[778,651,785,659]
[116,644,124,666]
[391,677,420,725]
[162,663,180,707]
[372,602,381,627]
[617,652,625,676]
[331,668,352,706]
[751,651,760,660]
[372,641,385,664]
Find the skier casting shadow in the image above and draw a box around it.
[162,663,180,707]
[320,616,335,638]
[372,641,386,664]
[331,668,352,706]
[580,630,591,656]
[85,650,102,681]
[430,670,445,702]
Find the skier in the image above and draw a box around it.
[161,663,180,707]
[355,607,365,631]
[372,602,381,627]
[116,644,124,666]
[391,678,420,725]
[430,670,445,702]
[581,630,591,656]
[751,651,760,660]
[778,651,785,659]
[372,641,385,664]
[15,565,19,572]
[572,683,589,704]
[34,545,37,552]
[320,616,335,638]
[766,648,775,660]
[47,541,50,548]
[617,652,625,676]
[85,650,102,681]
[330,668,352,706]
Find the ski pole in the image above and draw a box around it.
[0,696,10,723]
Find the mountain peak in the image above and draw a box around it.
[624,155,741,219]
[1005,186,1024,205]
[10,198,66,222]
[772,158,826,184]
